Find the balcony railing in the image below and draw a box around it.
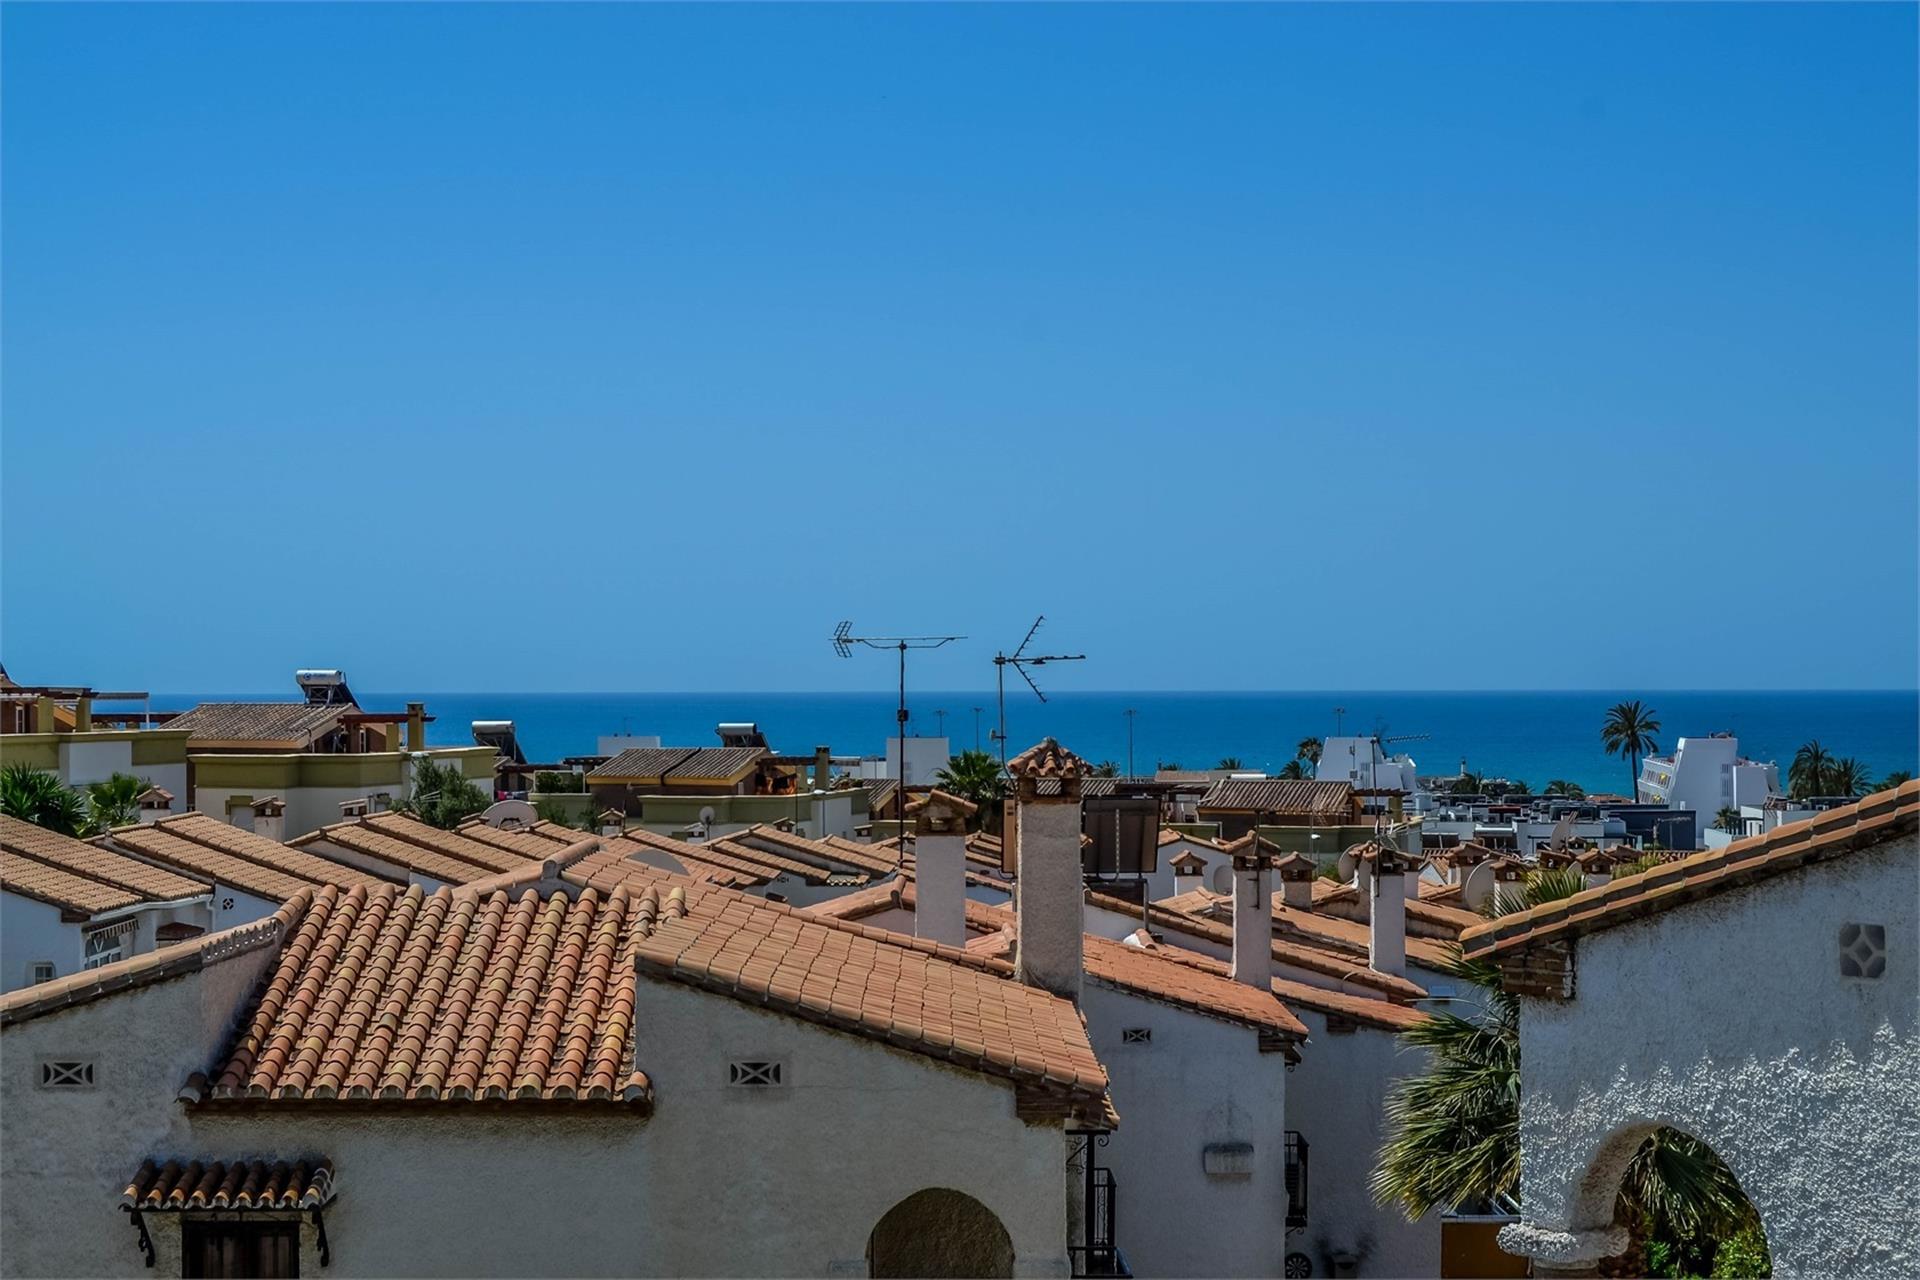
[1070,1166,1128,1277]
[1285,1132,1309,1231]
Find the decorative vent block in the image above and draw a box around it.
[39,1061,95,1089]
[1839,924,1886,979]
[728,1060,784,1087]
[1202,1141,1255,1178]
[1121,1028,1152,1044]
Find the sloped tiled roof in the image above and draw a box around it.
[1310,876,1484,935]
[108,814,393,904]
[704,835,871,886]
[664,747,766,781]
[198,882,658,1104]
[1111,930,1429,1032]
[1,814,209,914]
[586,746,766,784]
[290,813,527,885]
[1463,783,1920,961]
[164,702,348,745]
[1154,886,1460,971]
[635,890,1111,1122]
[586,747,696,783]
[455,818,763,890]
[122,1159,335,1211]
[728,824,899,878]
[1196,778,1357,819]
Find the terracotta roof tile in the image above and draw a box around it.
[1006,738,1093,780]
[198,883,652,1105]
[109,814,392,903]
[1114,930,1429,1033]
[727,824,899,878]
[1,815,208,912]
[1196,779,1358,819]
[493,820,765,889]
[163,702,349,745]
[633,890,1110,1122]
[122,1159,335,1211]
[1463,782,1920,961]
[1155,886,1460,971]
[289,814,522,885]
[704,836,871,886]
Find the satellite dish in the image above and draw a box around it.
[699,806,716,826]
[1548,813,1576,852]
[480,799,537,830]
[1460,861,1496,912]
[627,848,689,877]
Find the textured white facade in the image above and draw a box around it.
[1504,832,1919,1276]
[0,941,1077,1278]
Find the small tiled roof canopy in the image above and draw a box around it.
[1462,783,1919,977]
[163,701,349,745]
[122,1159,335,1212]
[905,788,979,818]
[1195,778,1357,819]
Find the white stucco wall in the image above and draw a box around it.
[1081,984,1290,1278]
[2,893,83,990]
[1509,833,1919,1275]
[1,949,1076,1278]
[1284,1008,1441,1277]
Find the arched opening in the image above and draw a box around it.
[866,1188,1015,1279]
[1574,1124,1772,1278]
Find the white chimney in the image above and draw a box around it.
[908,790,976,949]
[251,797,286,843]
[1352,855,1374,923]
[1008,738,1087,1002]
[1275,852,1316,912]
[1171,854,1206,898]
[1229,839,1273,989]
[1369,848,1408,977]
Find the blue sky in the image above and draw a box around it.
[3,3,1915,694]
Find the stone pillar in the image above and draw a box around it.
[814,745,832,792]
[1008,738,1087,1003]
[407,703,426,753]
[907,790,976,949]
[74,696,93,732]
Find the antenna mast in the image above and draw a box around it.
[991,615,1086,770]
[831,621,964,820]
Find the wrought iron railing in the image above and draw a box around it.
[1070,1166,1127,1277]
[1285,1131,1309,1231]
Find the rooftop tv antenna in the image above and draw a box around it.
[831,621,963,817]
[991,615,1086,770]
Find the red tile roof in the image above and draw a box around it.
[726,823,900,878]
[1006,738,1093,780]
[1112,930,1429,1032]
[289,813,529,884]
[1154,886,1461,971]
[633,890,1112,1123]
[200,882,655,1104]
[163,701,349,746]
[108,813,392,903]
[1463,783,1920,961]
[122,1159,335,1211]
[1,815,208,914]
[1196,778,1358,820]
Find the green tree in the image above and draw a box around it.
[1,764,88,836]
[1374,868,1761,1273]
[395,758,490,830]
[533,771,580,794]
[1880,770,1913,792]
[1297,737,1323,766]
[1601,701,1661,795]
[1449,771,1484,796]
[82,772,148,834]
[534,795,575,827]
[1788,740,1833,799]
[1826,757,1874,798]
[1091,760,1121,778]
[934,750,1006,830]
[1543,779,1586,799]
[1714,806,1743,835]
[1215,757,1243,770]
[1277,760,1307,780]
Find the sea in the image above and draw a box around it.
[128,690,1918,796]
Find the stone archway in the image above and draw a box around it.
[1516,1122,1771,1278]
[866,1188,1015,1279]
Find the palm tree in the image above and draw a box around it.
[934,750,1006,830]
[1375,868,1757,1271]
[1091,760,1121,779]
[1,764,88,836]
[82,772,147,834]
[1601,701,1661,795]
[394,758,490,830]
[1297,737,1323,767]
[1215,757,1243,771]
[1449,771,1484,796]
[1277,760,1307,780]
[1826,757,1875,798]
[1714,806,1742,835]
[1789,740,1834,799]
[1881,770,1913,792]
[1543,779,1586,799]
